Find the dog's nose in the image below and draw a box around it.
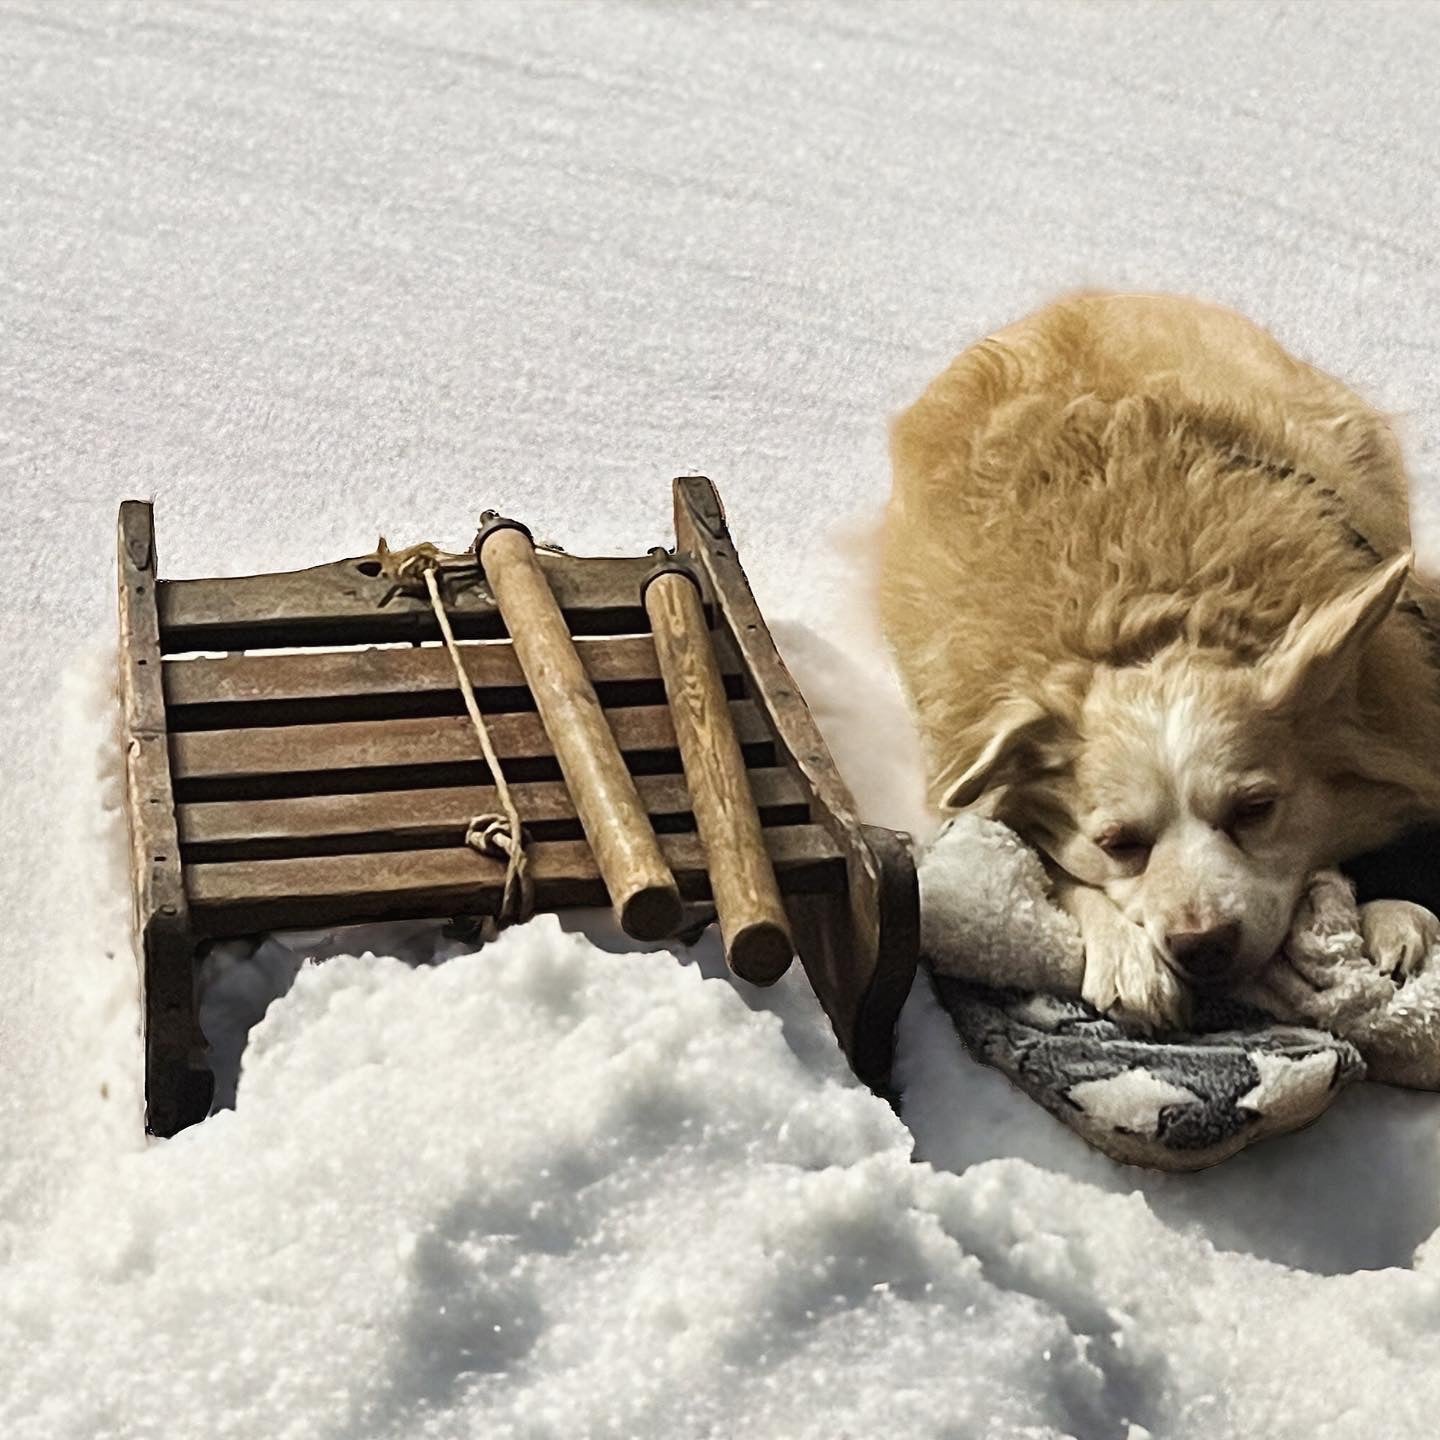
[1165,921,1242,982]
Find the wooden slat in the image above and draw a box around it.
[185,825,846,936]
[157,551,669,653]
[170,701,771,781]
[177,766,809,848]
[161,634,696,708]
[117,502,212,1136]
[118,504,183,912]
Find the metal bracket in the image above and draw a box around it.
[474,511,535,581]
[639,546,702,606]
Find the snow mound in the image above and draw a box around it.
[7,910,1440,1439]
[1,918,1101,1440]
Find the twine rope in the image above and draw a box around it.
[372,538,533,929]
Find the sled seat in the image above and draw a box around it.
[118,477,919,1136]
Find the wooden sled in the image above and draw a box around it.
[118,477,919,1137]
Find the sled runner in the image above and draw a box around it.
[117,477,920,1137]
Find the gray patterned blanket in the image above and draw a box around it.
[929,978,1362,1169]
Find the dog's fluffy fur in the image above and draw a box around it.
[881,291,1440,1029]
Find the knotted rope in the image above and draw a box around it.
[371,537,534,931]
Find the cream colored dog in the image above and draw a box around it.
[881,291,1440,1030]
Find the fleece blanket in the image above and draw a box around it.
[920,815,1440,1169]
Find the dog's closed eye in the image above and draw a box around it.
[1095,825,1153,868]
[1225,792,1279,835]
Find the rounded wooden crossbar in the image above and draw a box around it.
[478,521,685,942]
[645,568,794,985]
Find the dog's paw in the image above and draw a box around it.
[1293,869,1359,941]
[1359,899,1440,980]
[1082,924,1189,1033]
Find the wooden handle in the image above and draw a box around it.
[645,569,794,984]
[479,525,683,941]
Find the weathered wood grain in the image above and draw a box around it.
[156,551,666,652]
[161,633,693,708]
[117,502,212,1136]
[169,700,770,782]
[176,766,809,850]
[479,524,683,941]
[185,824,845,935]
[646,569,793,985]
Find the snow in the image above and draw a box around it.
[6,1,1440,1436]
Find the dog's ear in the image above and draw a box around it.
[1260,552,1411,711]
[939,696,1054,809]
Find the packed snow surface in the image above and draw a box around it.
[6,3,1440,1437]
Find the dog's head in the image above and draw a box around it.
[941,555,1411,989]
